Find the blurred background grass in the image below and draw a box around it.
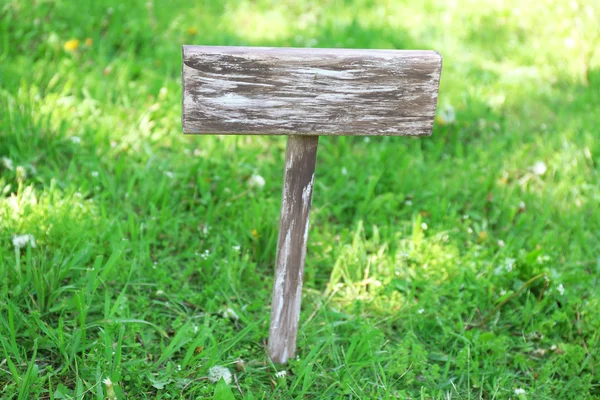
[1,0,599,398]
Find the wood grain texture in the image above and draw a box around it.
[182,46,442,136]
[268,135,318,364]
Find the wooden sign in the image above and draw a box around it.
[182,45,442,363]
[183,46,441,136]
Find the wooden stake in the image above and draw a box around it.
[268,135,319,364]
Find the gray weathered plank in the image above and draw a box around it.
[182,46,442,136]
[268,135,318,364]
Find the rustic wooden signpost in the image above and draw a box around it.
[182,45,442,363]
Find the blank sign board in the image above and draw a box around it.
[182,46,442,136]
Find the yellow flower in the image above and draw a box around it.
[187,27,197,35]
[251,229,259,239]
[63,39,80,52]
[85,37,93,46]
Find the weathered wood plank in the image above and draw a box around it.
[268,135,318,364]
[182,46,442,136]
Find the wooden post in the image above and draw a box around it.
[182,45,442,364]
[268,135,319,364]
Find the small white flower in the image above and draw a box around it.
[158,87,168,100]
[497,240,505,247]
[557,284,565,296]
[275,370,287,379]
[421,222,428,230]
[91,171,99,177]
[531,161,547,176]
[208,366,232,384]
[514,388,526,395]
[221,308,239,321]
[232,245,241,252]
[103,377,116,400]
[248,174,265,189]
[504,258,516,272]
[177,364,182,371]
[418,308,424,314]
[193,325,199,333]
[13,234,36,249]
[437,105,456,125]
[405,200,413,206]
[71,136,82,144]
[518,201,526,211]
[341,167,348,176]
[164,171,174,179]
[2,157,14,171]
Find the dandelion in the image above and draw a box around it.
[248,174,266,189]
[13,234,36,249]
[531,161,547,176]
[103,377,117,400]
[208,366,232,384]
[514,388,526,396]
[187,27,198,35]
[1,157,14,170]
[85,38,93,46]
[251,229,259,239]
[63,39,80,52]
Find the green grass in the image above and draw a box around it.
[1,0,599,398]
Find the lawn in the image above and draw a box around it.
[1,0,599,398]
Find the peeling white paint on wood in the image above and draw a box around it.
[182,46,442,136]
[268,136,318,364]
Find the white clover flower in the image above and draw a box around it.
[275,370,287,379]
[514,388,526,395]
[221,308,239,321]
[248,174,265,189]
[164,171,174,179]
[91,171,99,178]
[103,377,116,400]
[497,240,505,247]
[531,161,547,176]
[421,222,428,230]
[208,366,232,384]
[557,284,565,296]
[437,105,456,125]
[13,234,36,249]
[341,167,348,176]
[2,157,14,171]
[232,245,241,252]
[71,136,82,144]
